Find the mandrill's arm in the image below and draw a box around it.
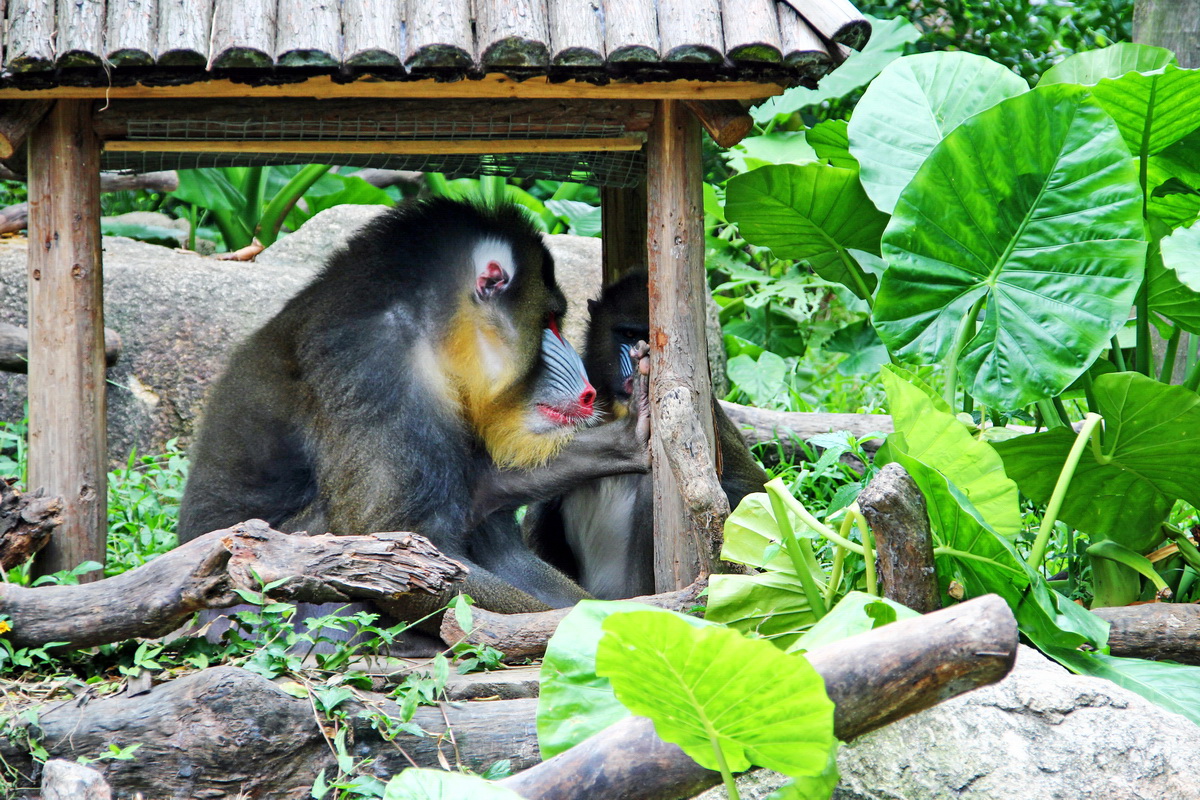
[470,343,651,524]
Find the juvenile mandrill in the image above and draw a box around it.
[525,271,768,599]
[178,199,649,620]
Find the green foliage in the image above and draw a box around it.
[106,441,188,576]
[380,769,524,800]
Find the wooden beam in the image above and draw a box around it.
[0,100,54,158]
[646,100,728,592]
[26,100,107,581]
[103,137,645,155]
[683,99,754,148]
[0,75,787,101]
[601,183,648,285]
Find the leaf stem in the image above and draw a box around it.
[1110,336,1127,371]
[824,545,846,606]
[766,479,866,555]
[1026,413,1104,571]
[1160,326,1182,383]
[767,482,829,619]
[849,505,877,596]
[710,735,740,800]
[837,247,874,307]
[942,294,985,407]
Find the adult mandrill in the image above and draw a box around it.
[525,271,768,599]
[178,199,649,621]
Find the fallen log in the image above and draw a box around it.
[1093,603,1200,665]
[0,519,466,649]
[718,402,892,457]
[500,594,1017,800]
[1,595,1016,799]
[858,463,940,614]
[0,171,180,233]
[440,579,707,661]
[0,321,122,372]
[0,480,62,570]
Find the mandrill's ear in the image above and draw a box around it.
[472,238,518,301]
[587,298,600,316]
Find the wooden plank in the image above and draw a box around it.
[0,75,787,100]
[404,0,473,70]
[157,0,213,66]
[343,0,404,68]
[547,0,605,67]
[105,0,158,67]
[604,0,661,63]
[56,0,106,68]
[601,184,648,285]
[277,0,341,67]
[92,98,656,139]
[720,0,783,63]
[6,0,55,72]
[781,0,871,50]
[646,100,726,592]
[210,0,276,68]
[26,100,107,582]
[777,1,834,79]
[475,0,551,69]
[657,0,723,64]
[104,137,645,155]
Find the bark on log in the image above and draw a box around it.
[0,101,54,159]
[0,519,467,649]
[857,463,940,614]
[40,759,112,800]
[440,580,707,661]
[719,401,892,455]
[0,171,180,233]
[0,321,121,372]
[0,480,62,570]
[0,666,541,798]
[501,595,1018,800]
[683,100,754,148]
[1093,603,1200,665]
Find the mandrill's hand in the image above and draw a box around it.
[627,340,651,446]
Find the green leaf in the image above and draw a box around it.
[752,15,921,122]
[1086,540,1171,594]
[382,769,524,800]
[726,163,888,300]
[596,610,836,777]
[805,120,857,170]
[727,351,790,407]
[171,168,245,213]
[994,371,1200,548]
[545,199,602,237]
[881,366,1021,537]
[765,754,841,800]
[849,52,1028,214]
[706,572,815,649]
[1149,222,1200,334]
[1044,647,1200,728]
[789,591,919,653]
[537,600,683,759]
[100,220,183,248]
[1039,42,1176,85]
[826,319,889,376]
[725,131,817,174]
[873,85,1146,409]
[1147,132,1200,228]
[1041,43,1200,158]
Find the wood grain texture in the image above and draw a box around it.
[26,100,107,581]
[0,100,53,159]
[602,183,648,284]
[604,0,661,62]
[405,0,473,69]
[1093,603,1200,665]
[0,480,61,571]
[777,1,834,77]
[1,320,121,372]
[721,0,783,62]
[343,0,404,67]
[781,0,871,50]
[156,0,212,66]
[6,0,55,71]
[210,0,276,68]
[858,462,941,614]
[683,99,753,147]
[276,0,340,67]
[105,0,157,67]
[647,100,727,592]
[476,0,551,68]
[56,0,106,68]
[547,0,605,66]
[657,0,723,63]
[104,137,645,154]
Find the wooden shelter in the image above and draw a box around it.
[0,0,869,589]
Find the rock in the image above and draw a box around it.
[40,759,112,800]
[101,211,216,255]
[256,204,386,270]
[692,646,1200,800]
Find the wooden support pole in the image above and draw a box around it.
[26,100,107,580]
[600,184,648,285]
[646,100,728,591]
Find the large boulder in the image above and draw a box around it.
[694,646,1200,800]
[0,204,728,464]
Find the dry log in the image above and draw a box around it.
[0,480,62,570]
[0,171,180,232]
[683,100,754,148]
[40,760,112,800]
[858,462,940,613]
[719,401,892,455]
[0,321,121,372]
[0,101,53,159]
[1093,603,1200,665]
[440,580,707,661]
[0,666,541,798]
[501,594,1017,800]
[0,519,466,650]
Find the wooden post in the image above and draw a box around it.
[645,100,728,591]
[601,184,648,285]
[26,100,107,580]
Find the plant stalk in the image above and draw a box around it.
[1027,413,1103,571]
[767,482,866,555]
[1160,326,1182,383]
[767,482,829,619]
[942,294,986,407]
